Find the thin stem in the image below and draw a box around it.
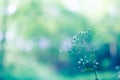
[94,69,98,80]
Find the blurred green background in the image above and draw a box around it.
[0,0,120,80]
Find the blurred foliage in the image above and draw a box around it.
[0,0,120,80]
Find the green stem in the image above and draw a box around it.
[94,69,98,80]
